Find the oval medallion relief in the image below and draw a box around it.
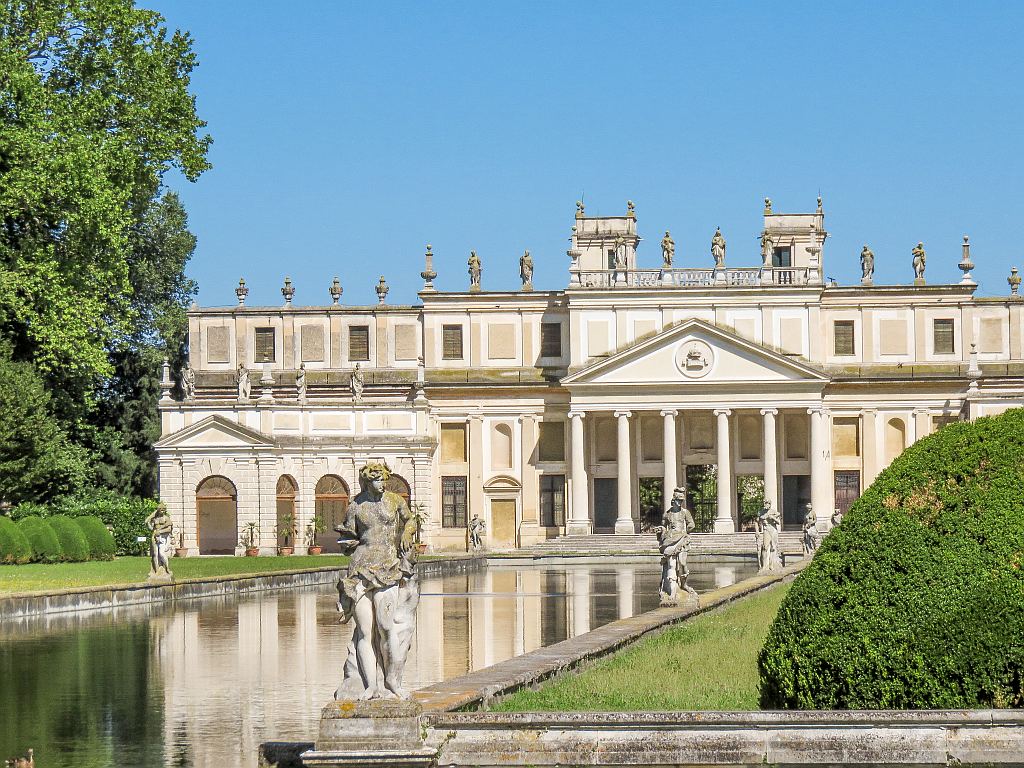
[674,339,715,379]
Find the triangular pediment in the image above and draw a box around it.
[563,319,828,388]
[155,415,275,449]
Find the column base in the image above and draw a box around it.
[713,517,736,533]
[614,519,638,534]
[565,520,592,536]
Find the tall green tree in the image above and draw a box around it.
[0,0,211,422]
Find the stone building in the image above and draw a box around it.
[155,200,1024,554]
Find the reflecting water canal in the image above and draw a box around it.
[0,560,753,767]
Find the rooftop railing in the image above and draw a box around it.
[570,266,819,289]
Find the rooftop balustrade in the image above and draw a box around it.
[569,266,819,289]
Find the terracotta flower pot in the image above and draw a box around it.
[277,546,294,556]
[174,547,189,559]
[245,547,260,557]
[307,545,322,555]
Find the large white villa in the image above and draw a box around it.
[155,199,1024,554]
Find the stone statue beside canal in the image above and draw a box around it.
[756,500,782,574]
[334,461,420,700]
[802,503,820,555]
[146,502,175,581]
[469,514,486,550]
[656,488,698,607]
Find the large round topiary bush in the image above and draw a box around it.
[759,409,1024,710]
[47,514,91,562]
[17,516,63,562]
[73,516,116,560]
[0,516,33,564]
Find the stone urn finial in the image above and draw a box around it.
[420,244,437,291]
[575,200,585,218]
[626,200,635,218]
[281,277,295,306]
[764,197,772,215]
[816,195,823,214]
[958,235,976,285]
[1009,267,1021,297]
[375,275,389,304]
[235,278,249,306]
[329,276,343,305]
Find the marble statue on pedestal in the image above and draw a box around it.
[711,227,726,267]
[860,245,875,284]
[756,500,782,573]
[759,231,774,267]
[296,362,306,402]
[519,250,534,290]
[335,462,420,701]
[912,242,927,281]
[468,515,485,550]
[236,364,250,401]
[180,361,196,401]
[146,502,175,581]
[468,251,482,290]
[661,231,675,268]
[655,488,698,607]
[802,504,820,555]
[350,363,364,403]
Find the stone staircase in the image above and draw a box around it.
[525,532,806,557]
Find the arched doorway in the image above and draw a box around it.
[387,473,411,505]
[315,475,349,553]
[276,475,298,549]
[196,476,238,555]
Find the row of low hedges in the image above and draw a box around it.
[8,491,156,556]
[759,408,1024,710]
[0,515,116,564]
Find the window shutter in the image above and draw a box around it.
[254,328,275,363]
[540,323,562,358]
[349,326,369,361]
[833,321,855,356]
[933,319,955,354]
[442,325,463,360]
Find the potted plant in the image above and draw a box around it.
[240,521,260,556]
[174,530,188,559]
[277,513,296,556]
[411,503,429,555]
[305,513,326,555]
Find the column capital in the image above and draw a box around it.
[759,408,779,417]
[467,413,483,423]
[713,408,732,417]
[567,410,586,420]
[659,409,679,417]
[613,410,632,419]
[862,407,878,415]
[912,407,931,415]
[807,406,824,416]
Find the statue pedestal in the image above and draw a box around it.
[146,572,174,585]
[861,277,873,287]
[914,278,927,286]
[302,699,435,767]
[713,268,727,285]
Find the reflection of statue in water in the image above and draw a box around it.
[711,227,726,267]
[655,488,698,607]
[912,242,927,280]
[802,504,820,555]
[335,462,419,700]
[468,515,486,550]
[146,502,175,580]
[756,500,782,573]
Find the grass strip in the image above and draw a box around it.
[0,555,350,594]
[493,582,791,712]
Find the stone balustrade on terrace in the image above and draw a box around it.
[569,266,819,289]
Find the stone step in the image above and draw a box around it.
[525,532,805,556]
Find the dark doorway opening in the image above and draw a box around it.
[638,477,663,532]
[782,474,811,531]
[834,470,861,516]
[685,464,717,533]
[593,478,617,531]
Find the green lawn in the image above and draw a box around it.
[0,555,350,594]
[493,582,791,712]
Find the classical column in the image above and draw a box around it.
[913,409,931,444]
[614,410,636,534]
[566,411,591,535]
[862,408,879,487]
[809,407,830,529]
[661,409,678,506]
[761,408,779,516]
[713,409,734,532]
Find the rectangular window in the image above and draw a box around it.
[540,323,562,358]
[348,326,370,361]
[833,320,855,356]
[254,327,275,363]
[537,422,565,462]
[440,423,467,463]
[540,475,566,527]
[772,247,792,267]
[442,324,463,360]
[441,476,468,528]
[933,318,955,354]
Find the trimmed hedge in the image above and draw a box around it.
[17,516,63,562]
[47,515,91,562]
[0,516,32,564]
[73,516,116,560]
[759,409,1024,710]
[57,491,156,556]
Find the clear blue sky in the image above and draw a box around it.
[150,1,1024,307]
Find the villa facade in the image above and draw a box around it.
[155,200,1024,554]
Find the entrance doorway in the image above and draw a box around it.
[685,464,716,533]
[196,476,238,555]
[490,499,517,548]
[834,470,861,516]
[276,475,298,548]
[638,477,663,532]
[782,475,811,531]
[593,478,617,531]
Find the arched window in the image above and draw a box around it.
[276,475,298,548]
[492,423,513,470]
[315,475,349,553]
[196,476,238,555]
[885,418,907,464]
